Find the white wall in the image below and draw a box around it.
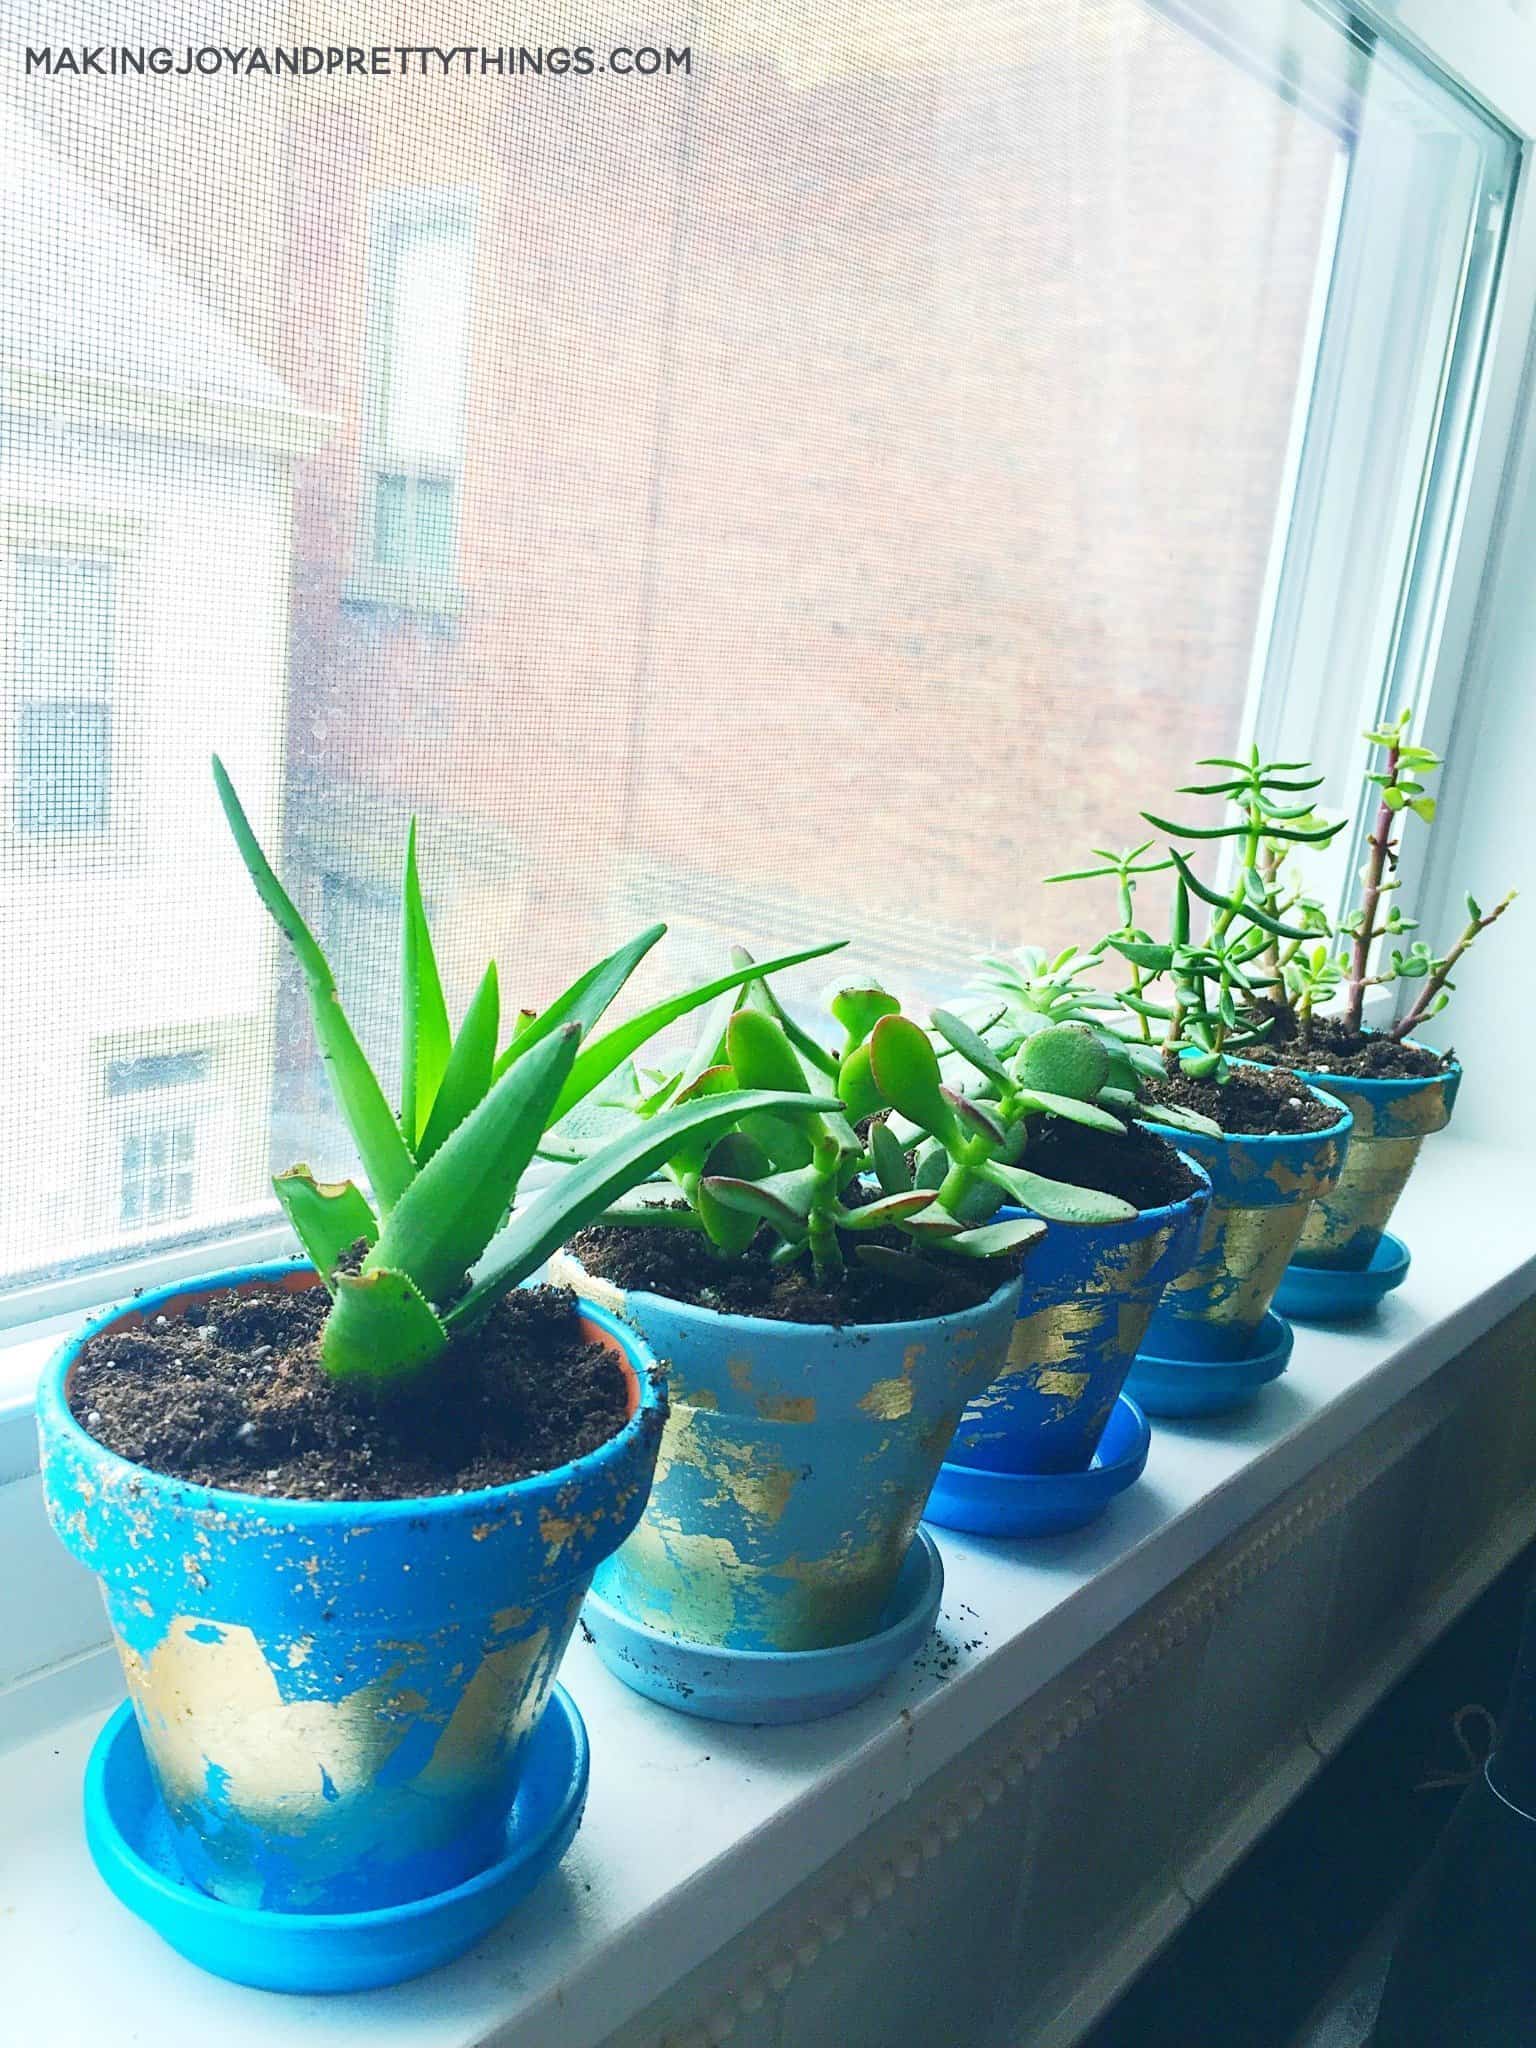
[1414,325,1536,1148]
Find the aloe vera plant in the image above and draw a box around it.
[594,955,1152,1285]
[214,761,842,1385]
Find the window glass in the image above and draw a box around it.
[0,1,1515,1299]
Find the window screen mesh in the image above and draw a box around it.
[2,2,1342,1287]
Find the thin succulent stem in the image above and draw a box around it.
[1344,737,1400,1033]
[1393,889,1517,1039]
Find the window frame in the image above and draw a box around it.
[1,0,1533,1380]
[345,182,478,620]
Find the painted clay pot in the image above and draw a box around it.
[1138,1087,1351,1360]
[948,1157,1210,1475]
[37,1261,664,1914]
[551,1252,1020,1653]
[1282,1049,1459,1270]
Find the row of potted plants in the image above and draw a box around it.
[37,717,1513,1988]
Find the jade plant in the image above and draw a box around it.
[1298,712,1516,1045]
[213,760,842,1384]
[593,956,1150,1285]
[1048,751,1345,1087]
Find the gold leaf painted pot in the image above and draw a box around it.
[1138,1085,1351,1360]
[36,1262,664,1913]
[1284,1049,1459,1270]
[552,1252,1020,1653]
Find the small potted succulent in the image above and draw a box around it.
[936,949,1211,1493]
[1240,713,1514,1272]
[1049,753,1354,1367]
[553,958,1126,1666]
[37,764,834,1934]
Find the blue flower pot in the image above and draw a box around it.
[37,1261,664,1915]
[947,1159,1210,1475]
[1282,1049,1459,1271]
[553,1253,1020,1653]
[1138,1087,1351,1361]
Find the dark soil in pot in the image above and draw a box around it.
[1239,1003,1452,1080]
[569,1216,1011,1326]
[68,1282,631,1502]
[1021,1116,1201,1209]
[1142,1057,1340,1135]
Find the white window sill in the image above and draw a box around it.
[1,1136,1533,2048]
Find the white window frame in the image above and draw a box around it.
[1,0,1533,1430]
[345,182,477,619]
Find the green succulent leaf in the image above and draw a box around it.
[491,922,667,1081]
[869,1119,913,1194]
[214,756,416,1213]
[943,1216,1048,1259]
[830,985,902,1049]
[732,946,841,1076]
[416,960,500,1165]
[320,1266,449,1383]
[867,1013,958,1143]
[273,1168,379,1289]
[836,1042,886,1124]
[366,1021,580,1313]
[450,1088,843,1326]
[400,820,452,1147]
[832,1189,937,1231]
[549,941,846,1124]
[930,1008,1011,1087]
[981,1158,1137,1223]
[702,1165,820,1235]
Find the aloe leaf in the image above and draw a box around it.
[548,941,846,1124]
[416,960,500,1165]
[320,1266,448,1383]
[597,1189,708,1230]
[213,756,416,1212]
[491,922,667,1084]
[400,821,452,1146]
[943,1216,1047,1259]
[449,1088,843,1327]
[982,1159,1137,1223]
[868,1014,958,1143]
[930,1008,1011,1087]
[367,1023,579,1310]
[273,1168,378,1289]
[869,1119,913,1194]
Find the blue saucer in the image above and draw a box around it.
[84,1685,589,1993]
[583,1529,943,1725]
[1126,1309,1294,1418]
[1274,1230,1410,1323]
[924,1393,1151,1537]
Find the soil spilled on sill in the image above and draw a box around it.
[1142,1058,1340,1136]
[1019,1116,1201,1210]
[1241,1005,1452,1081]
[569,1217,1011,1326]
[69,1282,633,1501]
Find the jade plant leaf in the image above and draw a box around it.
[867,1014,958,1143]
[942,1215,1047,1259]
[930,1008,1011,1088]
[982,1158,1137,1224]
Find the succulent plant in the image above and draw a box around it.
[1326,711,1515,1040]
[593,952,1163,1286]
[214,761,840,1385]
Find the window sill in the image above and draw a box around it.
[1,1137,1533,2048]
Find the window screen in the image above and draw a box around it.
[0,2,1513,1293]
